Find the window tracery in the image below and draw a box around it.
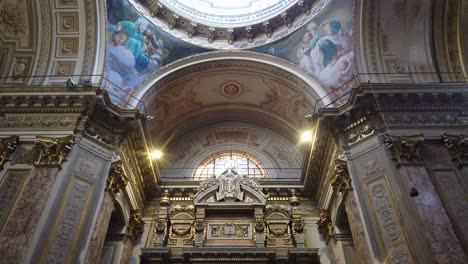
[194,151,267,180]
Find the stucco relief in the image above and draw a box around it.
[0,0,29,47]
[344,192,373,264]
[364,177,414,263]
[358,154,385,178]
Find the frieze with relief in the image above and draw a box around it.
[208,223,251,240]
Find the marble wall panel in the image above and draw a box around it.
[0,169,30,231]
[431,169,468,252]
[363,176,414,264]
[401,166,467,263]
[0,167,59,263]
[40,176,94,263]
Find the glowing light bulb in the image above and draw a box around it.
[300,130,313,143]
[151,150,163,160]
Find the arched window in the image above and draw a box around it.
[194,151,267,180]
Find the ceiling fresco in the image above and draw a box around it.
[103,0,355,108]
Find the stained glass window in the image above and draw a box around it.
[194,151,267,180]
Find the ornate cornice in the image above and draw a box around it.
[107,160,129,196]
[132,0,331,49]
[34,135,75,166]
[0,136,19,169]
[382,133,424,167]
[441,133,468,168]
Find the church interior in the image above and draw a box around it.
[0,0,467,263]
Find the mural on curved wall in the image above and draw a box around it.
[104,0,210,107]
[104,0,354,107]
[250,0,355,104]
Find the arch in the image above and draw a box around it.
[131,51,331,108]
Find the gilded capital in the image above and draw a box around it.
[381,133,424,167]
[128,209,145,237]
[0,136,19,169]
[107,160,128,195]
[34,135,75,166]
[441,133,468,168]
[317,209,334,243]
[329,159,352,195]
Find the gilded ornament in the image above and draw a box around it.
[0,136,19,169]
[194,218,205,232]
[317,209,334,243]
[34,135,75,166]
[328,159,352,195]
[155,218,167,233]
[107,160,128,195]
[293,218,305,233]
[254,217,265,232]
[128,209,145,236]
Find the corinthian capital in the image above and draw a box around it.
[34,135,75,166]
[0,136,19,169]
[381,133,424,167]
[441,133,468,168]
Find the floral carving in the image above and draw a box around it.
[0,136,19,169]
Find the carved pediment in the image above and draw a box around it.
[194,169,267,206]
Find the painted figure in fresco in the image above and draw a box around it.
[297,19,355,89]
[111,20,164,74]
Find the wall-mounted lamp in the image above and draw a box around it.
[151,149,163,160]
[300,130,313,143]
